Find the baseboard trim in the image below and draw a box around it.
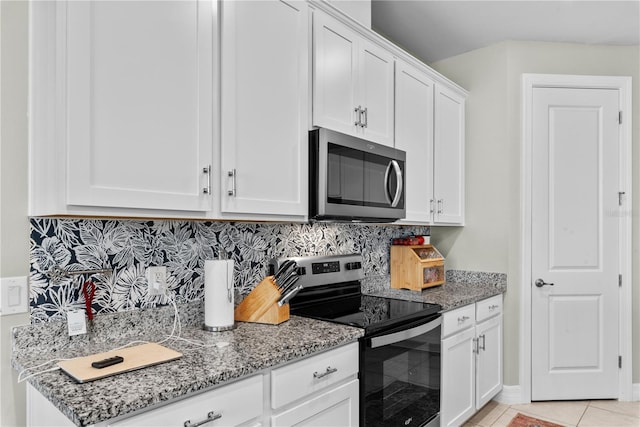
[494,385,525,404]
[494,383,640,403]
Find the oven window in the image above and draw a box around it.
[362,323,441,427]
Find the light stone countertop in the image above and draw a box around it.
[13,270,505,426]
[363,270,507,311]
[12,302,363,427]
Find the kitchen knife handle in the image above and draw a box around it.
[184,411,222,427]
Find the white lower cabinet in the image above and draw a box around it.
[441,295,503,427]
[109,375,263,427]
[271,380,358,426]
[271,342,359,426]
[26,343,359,427]
[26,375,263,427]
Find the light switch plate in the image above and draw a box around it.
[1,276,29,315]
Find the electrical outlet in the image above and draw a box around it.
[146,266,167,296]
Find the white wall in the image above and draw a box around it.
[431,40,640,388]
[0,1,30,425]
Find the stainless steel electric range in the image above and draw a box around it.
[269,254,442,427]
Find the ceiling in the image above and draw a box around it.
[371,1,640,63]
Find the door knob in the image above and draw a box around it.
[535,278,554,288]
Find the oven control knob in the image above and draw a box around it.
[345,262,362,271]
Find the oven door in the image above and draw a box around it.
[360,315,441,427]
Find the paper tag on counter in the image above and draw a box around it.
[67,309,87,336]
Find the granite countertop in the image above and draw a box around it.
[12,302,363,427]
[363,270,507,311]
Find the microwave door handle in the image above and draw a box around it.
[383,161,393,205]
[389,160,403,208]
[370,316,442,348]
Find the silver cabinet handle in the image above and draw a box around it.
[313,366,338,379]
[361,107,368,128]
[429,199,435,214]
[227,169,236,197]
[437,199,444,214]
[472,337,478,354]
[535,278,554,288]
[184,411,222,427]
[457,315,470,324]
[202,165,211,195]
[354,106,362,127]
[488,304,499,310]
[479,334,486,351]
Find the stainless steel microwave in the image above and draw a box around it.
[309,128,406,222]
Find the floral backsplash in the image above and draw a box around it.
[29,218,429,323]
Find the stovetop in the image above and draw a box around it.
[291,291,441,335]
[270,254,441,336]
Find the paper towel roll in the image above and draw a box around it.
[204,259,235,331]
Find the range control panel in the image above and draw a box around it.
[269,254,364,288]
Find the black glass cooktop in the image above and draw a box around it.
[290,286,441,336]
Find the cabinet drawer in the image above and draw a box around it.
[476,295,502,322]
[271,342,359,409]
[442,304,476,338]
[110,375,263,427]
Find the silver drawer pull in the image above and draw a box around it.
[488,304,499,310]
[457,315,470,323]
[313,366,338,379]
[184,411,222,427]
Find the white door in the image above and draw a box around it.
[475,315,502,408]
[357,38,395,147]
[531,87,620,400]
[433,85,465,224]
[394,61,434,223]
[220,0,308,217]
[66,0,213,212]
[312,12,358,136]
[440,328,476,427]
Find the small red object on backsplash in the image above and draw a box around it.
[392,235,427,246]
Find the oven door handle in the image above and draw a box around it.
[369,316,442,349]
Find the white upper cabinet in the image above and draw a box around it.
[433,84,465,225]
[313,11,394,146]
[394,61,435,223]
[31,0,215,215]
[220,0,309,219]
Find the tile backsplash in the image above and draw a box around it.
[29,218,429,323]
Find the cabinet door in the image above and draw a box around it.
[220,0,308,217]
[475,315,503,408]
[65,0,213,212]
[271,379,358,427]
[394,61,434,223]
[109,375,263,427]
[433,84,465,224]
[441,327,476,427]
[357,38,395,146]
[312,12,359,136]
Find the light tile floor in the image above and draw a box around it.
[463,400,640,427]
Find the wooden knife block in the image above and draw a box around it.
[234,276,290,325]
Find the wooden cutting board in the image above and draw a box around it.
[58,342,182,383]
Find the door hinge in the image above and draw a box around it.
[619,355,622,369]
[619,274,622,287]
[618,111,622,124]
